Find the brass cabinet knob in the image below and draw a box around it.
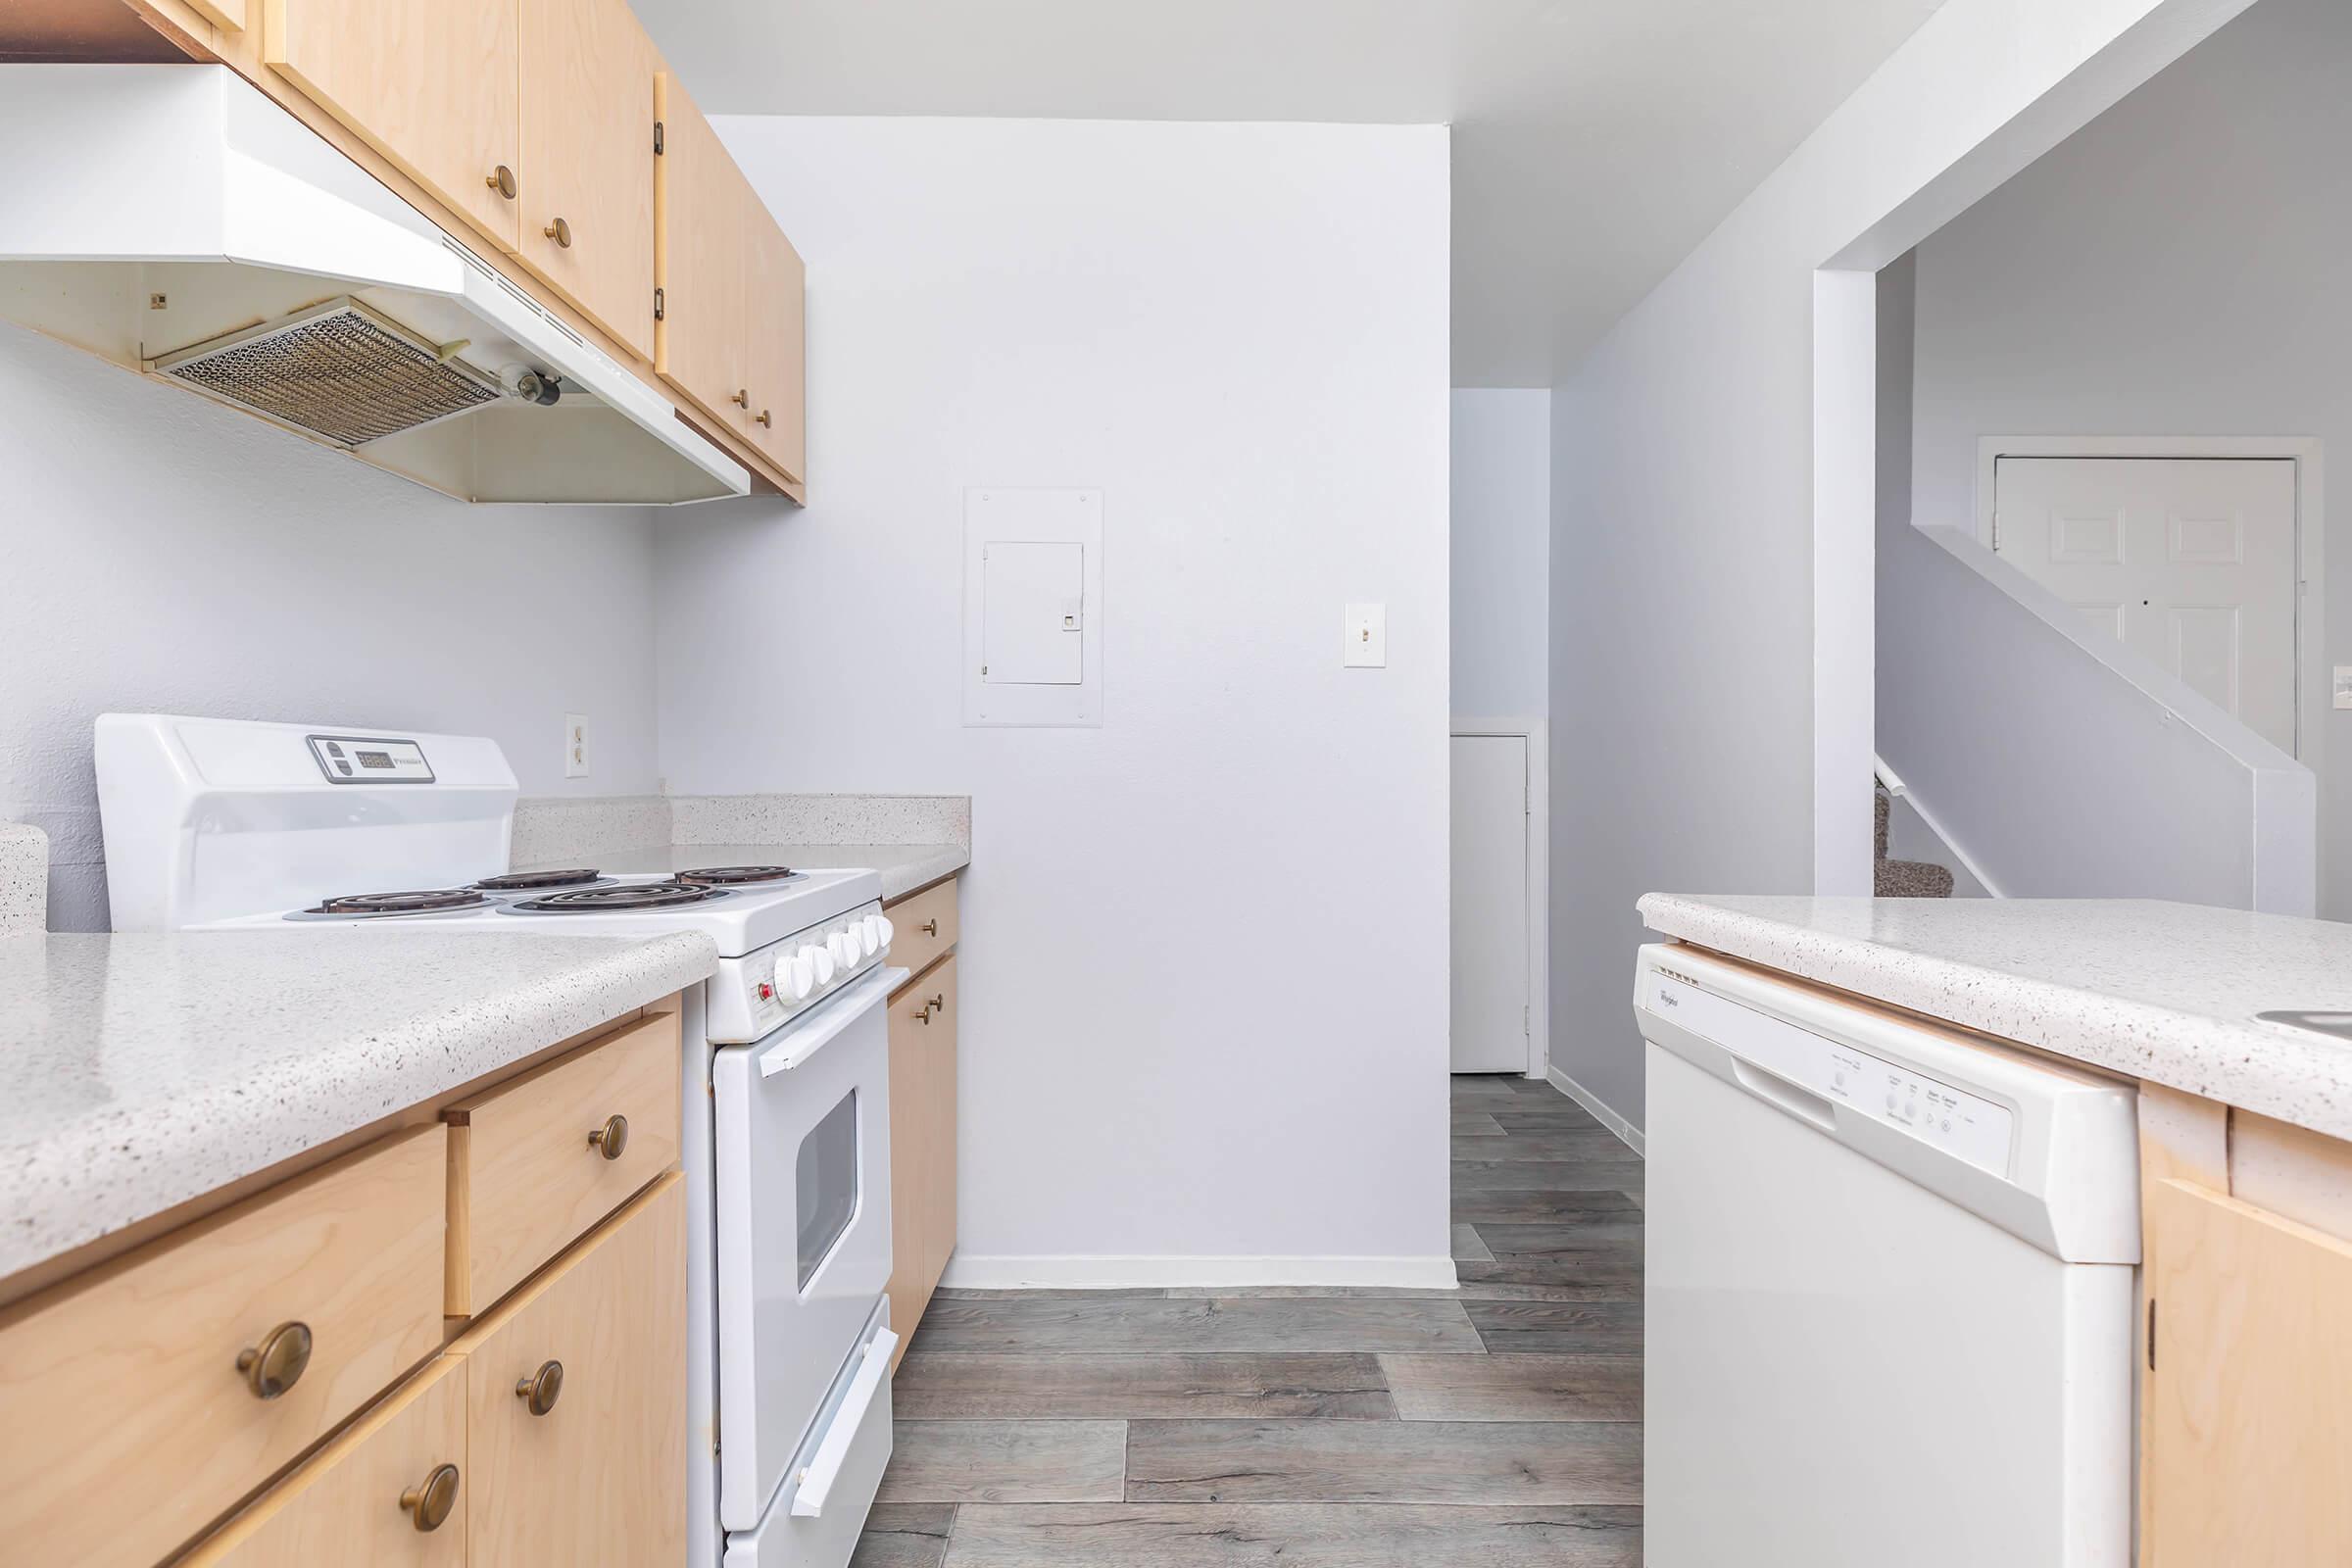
[756,409,772,428]
[729,388,749,408]
[485,164,516,200]
[913,1004,932,1023]
[514,1359,564,1417]
[234,1320,314,1399]
[919,919,938,937]
[587,1113,629,1160]
[543,217,572,248]
[400,1463,461,1533]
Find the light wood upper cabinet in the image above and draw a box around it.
[653,72,744,429]
[180,1355,469,1567]
[744,217,808,483]
[452,1174,689,1568]
[263,0,522,253]
[516,0,658,360]
[2143,1175,2352,1563]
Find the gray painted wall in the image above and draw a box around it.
[1906,0,2352,916]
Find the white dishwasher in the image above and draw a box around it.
[1633,942,2140,1568]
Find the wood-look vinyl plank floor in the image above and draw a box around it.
[855,1073,1647,1560]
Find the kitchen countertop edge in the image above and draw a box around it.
[1639,893,2352,1143]
[1,929,717,1284]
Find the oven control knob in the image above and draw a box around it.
[871,913,893,951]
[854,918,879,956]
[780,951,816,1001]
[804,943,834,986]
[827,930,858,969]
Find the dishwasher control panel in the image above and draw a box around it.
[1646,965,2015,1175]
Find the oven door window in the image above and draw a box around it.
[796,1088,860,1290]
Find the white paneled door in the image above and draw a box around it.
[1992,456,2297,754]
[1450,733,1531,1073]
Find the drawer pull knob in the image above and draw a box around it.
[234,1320,313,1399]
[400,1463,461,1533]
[919,919,939,937]
[756,408,772,428]
[485,164,515,200]
[543,216,572,248]
[514,1359,564,1416]
[588,1113,630,1160]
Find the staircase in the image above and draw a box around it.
[1874,782,1953,899]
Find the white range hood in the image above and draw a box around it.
[0,65,749,506]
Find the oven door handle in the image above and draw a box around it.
[757,966,907,1077]
[790,1323,900,1518]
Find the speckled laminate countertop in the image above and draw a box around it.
[519,843,968,904]
[0,928,715,1281]
[0,822,46,932]
[1640,894,2352,1139]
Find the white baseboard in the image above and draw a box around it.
[1544,1063,1646,1156]
[937,1253,1461,1292]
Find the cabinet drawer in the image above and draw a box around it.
[181,1354,469,1566]
[444,1010,680,1315]
[0,1127,447,1568]
[451,1174,688,1568]
[887,876,959,982]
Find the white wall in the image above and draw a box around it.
[1546,0,2255,1131]
[1907,0,2352,918]
[657,118,1453,1282]
[1451,389,1550,718]
[0,321,662,930]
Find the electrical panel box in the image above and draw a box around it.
[963,488,1103,727]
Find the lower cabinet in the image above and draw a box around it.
[453,1172,689,1567]
[2143,1174,2352,1562]
[886,954,958,1364]
[181,1354,469,1566]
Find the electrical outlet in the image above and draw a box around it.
[564,713,590,778]
[2335,666,2352,711]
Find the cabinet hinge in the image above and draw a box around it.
[2146,1297,2157,1370]
[654,121,665,155]
[654,287,666,322]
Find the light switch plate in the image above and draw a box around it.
[2335,666,2352,710]
[1345,603,1387,668]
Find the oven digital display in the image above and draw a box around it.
[356,751,395,769]
[308,734,434,783]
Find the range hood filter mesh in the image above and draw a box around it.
[156,300,500,448]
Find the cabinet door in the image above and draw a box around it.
[264,0,521,252]
[653,72,749,430]
[516,0,658,360]
[920,957,959,1290]
[885,977,937,1367]
[180,1356,468,1567]
[455,1174,688,1568]
[742,214,808,483]
[2145,1176,2352,1561]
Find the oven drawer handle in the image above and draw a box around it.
[791,1324,899,1518]
[758,967,908,1077]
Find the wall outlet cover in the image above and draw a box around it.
[2335,666,2352,710]
[564,712,589,777]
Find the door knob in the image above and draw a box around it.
[543,217,572,248]
[514,1359,564,1416]
[485,165,516,200]
[400,1464,461,1533]
[588,1113,629,1159]
[235,1320,314,1399]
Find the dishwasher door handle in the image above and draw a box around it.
[1730,1057,1837,1132]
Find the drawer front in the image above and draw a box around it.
[446,1009,680,1315]
[0,1127,447,1568]
[453,1174,688,1568]
[885,876,959,982]
[181,1355,468,1567]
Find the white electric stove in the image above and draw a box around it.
[93,713,901,1568]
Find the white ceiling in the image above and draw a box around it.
[632,0,1945,386]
